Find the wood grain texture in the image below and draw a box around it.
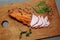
[0,0,60,40]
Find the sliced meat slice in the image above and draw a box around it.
[44,16,48,22]
[40,16,46,27]
[33,16,42,27]
[40,16,50,27]
[45,21,50,26]
[30,14,39,27]
[44,16,50,26]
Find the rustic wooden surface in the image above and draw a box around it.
[0,0,60,40]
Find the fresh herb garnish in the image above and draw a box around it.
[26,29,32,37]
[26,32,30,37]
[41,6,51,12]
[33,8,40,13]
[19,30,27,39]
[33,1,51,14]
[19,29,32,39]
[33,6,50,14]
[19,32,23,39]
[40,9,45,14]
[29,29,32,34]
[36,1,45,6]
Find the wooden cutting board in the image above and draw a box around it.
[0,0,60,40]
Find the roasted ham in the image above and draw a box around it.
[8,7,50,28]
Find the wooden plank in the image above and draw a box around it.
[0,0,60,40]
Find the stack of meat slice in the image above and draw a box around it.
[30,14,50,28]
